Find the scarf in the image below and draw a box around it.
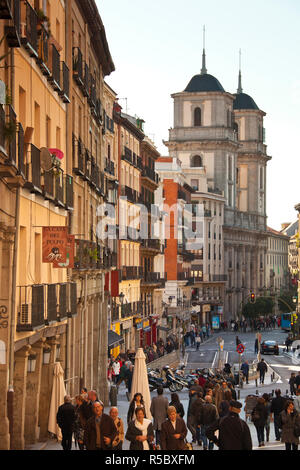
[135,418,151,450]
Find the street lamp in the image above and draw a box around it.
[43,347,51,365]
[27,354,37,373]
[119,292,125,305]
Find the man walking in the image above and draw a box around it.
[199,395,219,450]
[270,389,286,441]
[186,388,198,443]
[257,358,268,384]
[150,386,169,448]
[241,360,249,384]
[84,401,117,450]
[56,395,76,451]
[206,400,252,450]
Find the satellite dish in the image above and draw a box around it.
[40,147,53,171]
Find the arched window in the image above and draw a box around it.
[194,107,201,127]
[191,155,202,167]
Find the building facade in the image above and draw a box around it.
[266,226,289,292]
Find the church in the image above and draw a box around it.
[163,45,271,321]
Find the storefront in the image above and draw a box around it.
[108,328,124,358]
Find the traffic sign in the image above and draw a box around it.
[236,343,245,354]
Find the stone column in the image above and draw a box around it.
[11,345,31,449]
[24,340,44,445]
[38,338,57,440]
[0,228,14,450]
[97,285,109,406]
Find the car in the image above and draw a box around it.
[261,340,279,355]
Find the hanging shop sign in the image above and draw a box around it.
[53,235,75,268]
[42,226,68,263]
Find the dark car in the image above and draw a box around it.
[261,340,279,355]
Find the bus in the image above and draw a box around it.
[281,313,291,331]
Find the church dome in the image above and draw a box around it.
[184,73,225,93]
[233,92,259,110]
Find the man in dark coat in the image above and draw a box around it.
[257,358,268,384]
[270,389,286,441]
[84,401,117,450]
[150,386,169,447]
[206,400,252,450]
[161,406,188,450]
[190,392,204,446]
[241,360,249,384]
[56,395,76,451]
[200,395,219,450]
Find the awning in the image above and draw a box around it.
[157,326,171,332]
[108,330,124,348]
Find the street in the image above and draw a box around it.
[27,326,300,451]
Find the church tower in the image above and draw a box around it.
[233,63,271,224]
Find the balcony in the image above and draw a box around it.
[36,23,50,76]
[72,47,83,87]
[83,61,90,97]
[105,114,114,133]
[72,135,84,176]
[105,158,115,176]
[16,282,77,331]
[64,174,74,210]
[120,185,141,204]
[59,61,70,103]
[141,238,161,252]
[24,144,42,194]
[121,146,132,164]
[4,0,21,47]
[48,43,61,92]
[20,0,38,58]
[119,266,143,281]
[141,271,166,286]
[73,239,103,270]
[142,165,159,185]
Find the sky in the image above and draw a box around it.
[98,0,300,231]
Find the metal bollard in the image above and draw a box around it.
[238,390,240,399]
[256,389,258,395]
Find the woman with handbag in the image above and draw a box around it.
[127,393,146,424]
[251,397,268,447]
[280,400,300,451]
[125,407,154,450]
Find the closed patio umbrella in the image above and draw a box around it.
[48,362,66,440]
[130,348,152,420]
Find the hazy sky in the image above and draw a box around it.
[98,0,300,231]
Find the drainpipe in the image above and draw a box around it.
[7,44,17,449]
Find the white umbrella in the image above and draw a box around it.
[48,362,66,440]
[130,348,152,419]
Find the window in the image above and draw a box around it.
[233,122,239,138]
[194,107,201,127]
[191,155,202,167]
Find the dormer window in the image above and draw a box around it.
[194,107,202,127]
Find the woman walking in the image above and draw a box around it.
[73,395,86,450]
[251,397,268,447]
[125,407,154,450]
[127,393,146,424]
[169,393,185,418]
[280,400,300,451]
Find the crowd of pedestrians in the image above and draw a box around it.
[55,370,300,451]
[219,315,278,333]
